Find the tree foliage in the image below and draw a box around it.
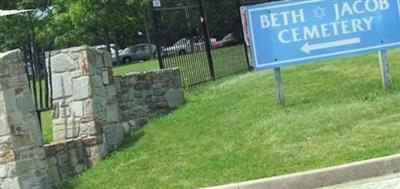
[0,0,149,52]
[0,0,50,51]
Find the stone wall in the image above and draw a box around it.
[44,139,88,186]
[44,46,185,187]
[0,50,50,189]
[0,47,185,188]
[0,46,185,188]
[50,46,124,164]
[116,68,185,131]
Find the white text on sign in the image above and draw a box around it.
[260,0,390,45]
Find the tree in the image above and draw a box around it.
[0,0,50,51]
[49,0,147,52]
[1,0,153,57]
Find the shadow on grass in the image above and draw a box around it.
[119,129,145,150]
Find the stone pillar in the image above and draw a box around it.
[50,46,123,163]
[0,50,50,189]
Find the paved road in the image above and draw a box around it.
[321,173,400,189]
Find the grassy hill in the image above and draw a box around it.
[60,50,400,188]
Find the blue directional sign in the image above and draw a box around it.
[243,0,400,71]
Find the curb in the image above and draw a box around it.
[204,154,400,189]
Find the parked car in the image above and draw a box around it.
[162,38,199,57]
[162,37,217,57]
[112,43,156,64]
[214,33,240,48]
[93,44,118,56]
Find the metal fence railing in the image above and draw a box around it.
[22,42,53,131]
[152,0,261,88]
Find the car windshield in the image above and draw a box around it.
[121,48,130,54]
[122,46,137,54]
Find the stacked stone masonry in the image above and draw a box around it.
[0,46,185,188]
[51,46,124,165]
[44,139,88,186]
[0,50,50,189]
[46,46,185,187]
[116,69,185,132]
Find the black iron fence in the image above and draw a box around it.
[22,42,53,130]
[152,0,256,88]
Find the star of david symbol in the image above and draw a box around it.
[313,6,326,20]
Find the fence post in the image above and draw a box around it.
[151,0,165,69]
[198,0,216,80]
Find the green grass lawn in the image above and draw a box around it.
[28,79,53,142]
[58,50,400,189]
[113,59,159,75]
[160,45,248,86]
[41,111,53,143]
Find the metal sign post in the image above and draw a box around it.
[273,67,285,105]
[378,50,392,92]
